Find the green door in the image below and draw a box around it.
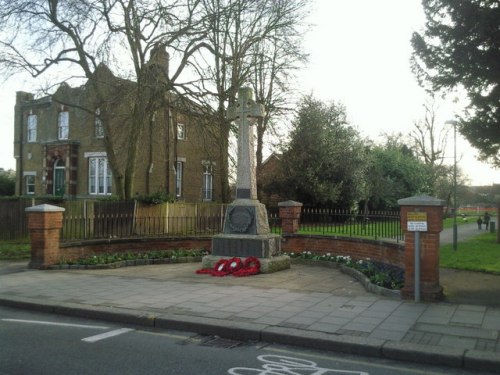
[54,161,65,196]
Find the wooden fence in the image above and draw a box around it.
[0,199,402,242]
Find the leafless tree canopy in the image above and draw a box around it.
[0,0,309,200]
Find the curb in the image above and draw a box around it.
[1,295,499,373]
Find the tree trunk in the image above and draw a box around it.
[256,117,265,201]
[124,94,146,200]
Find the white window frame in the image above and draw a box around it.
[27,114,37,142]
[58,110,69,140]
[202,162,214,201]
[175,160,184,198]
[89,156,112,195]
[177,123,186,140]
[24,172,36,195]
[95,108,104,138]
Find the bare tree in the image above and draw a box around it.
[250,4,309,196]
[0,0,210,199]
[193,0,309,202]
[409,97,450,168]
[408,96,467,211]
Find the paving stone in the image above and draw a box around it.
[327,308,363,319]
[336,329,370,337]
[307,322,342,334]
[402,330,442,346]
[377,322,413,333]
[232,310,266,319]
[264,310,296,319]
[294,310,328,319]
[390,304,426,319]
[450,310,485,326]
[439,335,477,350]
[475,339,498,352]
[281,322,308,329]
[254,316,287,325]
[284,316,318,326]
[420,304,457,318]
[416,314,452,325]
[342,322,377,333]
[207,310,234,319]
[318,316,351,326]
[414,322,498,340]
[482,315,500,330]
[360,309,392,319]
[351,316,385,325]
[369,329,406,341]
[457,304,487,312]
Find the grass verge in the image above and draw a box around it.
[440,232,500,273]
[0,242,30,260]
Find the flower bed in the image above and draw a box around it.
[52,249,207,269]
[284,251,404,291]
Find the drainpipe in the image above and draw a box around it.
[17,99,24,196]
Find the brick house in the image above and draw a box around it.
[258,152,286,206]
[13,52,223,202]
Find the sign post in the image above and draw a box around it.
[407,212,428,302]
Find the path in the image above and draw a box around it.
[439,222,500,307]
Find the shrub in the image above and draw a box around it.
[137,191,175,205]
[60,249,207,266]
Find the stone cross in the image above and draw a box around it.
[227,87,265,200]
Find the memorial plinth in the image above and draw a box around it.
[203,87,289,273]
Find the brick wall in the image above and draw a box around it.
[282,234,405,268]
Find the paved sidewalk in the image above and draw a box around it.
[440,222,490,245]
[1,261,499,373]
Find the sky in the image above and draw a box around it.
[0,0,498,186]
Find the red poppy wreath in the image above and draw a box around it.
[196,256,260,277]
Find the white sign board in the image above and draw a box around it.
[407,212,428,232]
[407,221,428,231]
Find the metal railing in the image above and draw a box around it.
[60,201,227,241]
[298,208,403,241]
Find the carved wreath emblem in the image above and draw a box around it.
[228,206,254,233]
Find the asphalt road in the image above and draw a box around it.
[0,306,491,375]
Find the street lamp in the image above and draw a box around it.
[445,120,458,251]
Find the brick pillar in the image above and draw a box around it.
[278,200,303,234]
[26,204,65,269]
[398,195,444,302]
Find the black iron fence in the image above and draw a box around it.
[61,201,227,241]
[298,207,403,241]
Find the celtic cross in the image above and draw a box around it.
[227,87,265,200]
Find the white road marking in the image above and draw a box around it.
[82,328,135,343]
[264,347,444,375]
[228,354,369,375]
[2,318,109,330]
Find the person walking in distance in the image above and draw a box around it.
[483,212,491,230]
